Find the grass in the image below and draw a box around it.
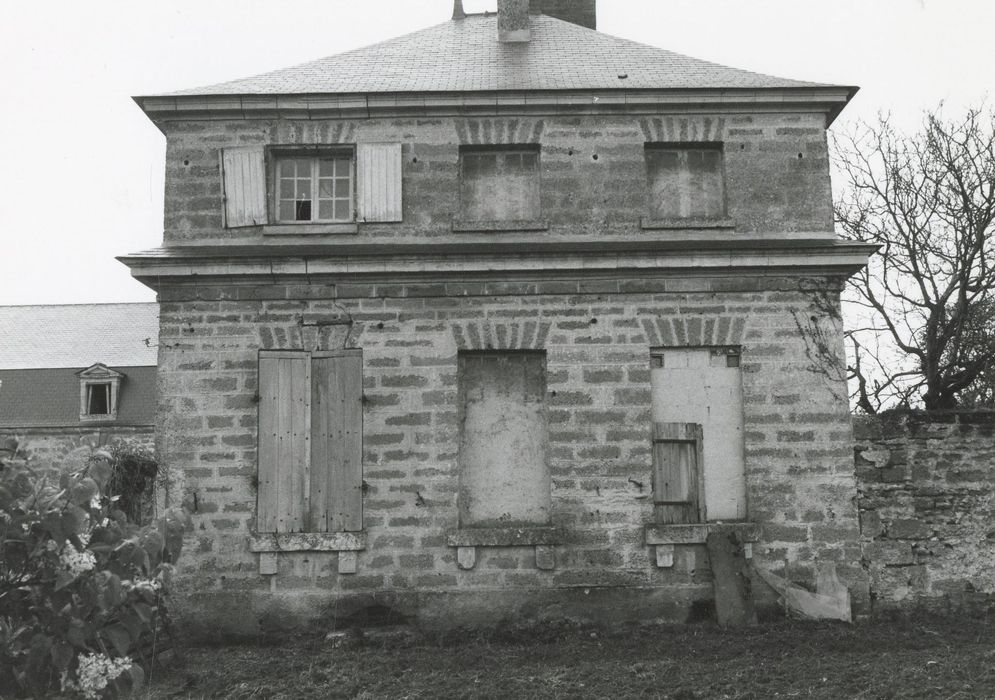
[142,613,995,699]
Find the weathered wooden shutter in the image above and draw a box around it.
[652,422,704,524]
[221,146,267,227]
[257,352,311,533]
[310,350,364,532]
[356,143,403,222]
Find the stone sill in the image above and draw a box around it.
[644,522,760,545]
[260,223,359,236]
[249,531,366,552]
[451,219,549,233]
[640,217,736,231]
[446,526,564,547]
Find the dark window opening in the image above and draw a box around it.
[87,383,110,415]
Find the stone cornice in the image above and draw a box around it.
[118,239,876,291]
[135,86,857,126]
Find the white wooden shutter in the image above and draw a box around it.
[356,143,403,222]
[257,352,311,533]
[310,350,364,532]
[221,146,267,227]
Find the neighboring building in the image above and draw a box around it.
[0,303,158,463]
[122,0,875,634]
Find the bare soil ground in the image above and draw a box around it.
[143,613,995,699]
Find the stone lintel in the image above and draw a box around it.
[446,526,564,547]
[644,522,760,545]
[249,532,366,552]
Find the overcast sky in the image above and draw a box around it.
[0,0,991,306]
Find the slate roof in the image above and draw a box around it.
[0,367,157,428]
[161,13,830,97]
[0,304,159,370]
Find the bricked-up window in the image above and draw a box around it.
[645,144,726,219]
[457,351,550,527]
[77,363,123,422]
[649,348,745,522]
[219,143,403,227]
[459,145,540,221]
[257,349,363,533]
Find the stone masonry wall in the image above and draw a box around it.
[156,276,862,635]
[161,112,833,245]
[0,426,154,469]
[855,411,995,613]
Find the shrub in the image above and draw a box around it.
[0,439,189,698]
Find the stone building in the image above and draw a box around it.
[122,0,875,634]
[0,303,158,461]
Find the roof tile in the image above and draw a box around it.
[157,15,829,98]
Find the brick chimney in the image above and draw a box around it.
[498,0,531,42]
[535,0,596,30]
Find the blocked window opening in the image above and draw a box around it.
[457,351,549,527]
[649,347,746,521]
[645,143,726,219]
[459,145,540,221]
[257,349,363,534]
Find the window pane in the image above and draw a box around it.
[295,200,312,221]
[334,200,350,220]
[319,159,335,177]
[318,179,334,198]
[280,179,296,198]
[334,179,349,198]
[279,201,295,221]
[334,158,350,177]
[279,161,294,177]
[87,384,110,415]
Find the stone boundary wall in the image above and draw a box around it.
[0,426,155,468]
[855,411,995,612]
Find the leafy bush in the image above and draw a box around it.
[106,443,160,526]
[0,439,189,698]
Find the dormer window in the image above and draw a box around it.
[77,364,123,422]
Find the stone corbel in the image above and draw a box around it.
[644,523,760,568]
[446,526,564,571]
[249,531,366,575]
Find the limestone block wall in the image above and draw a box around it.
[855,411,995,612]
[155,276,862,634]
[159,112,834,245]
[0,426,154,469]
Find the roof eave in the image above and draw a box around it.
[133,86,858,124]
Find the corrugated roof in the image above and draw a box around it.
[160,14,828,97]
[0,304,159,370]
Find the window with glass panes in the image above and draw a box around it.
[275,155,353,223]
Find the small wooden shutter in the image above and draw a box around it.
[257,352,311,533]
[652,422,704,524]
[221,146,267,227]
[310,350,364,532]
[356,143,403,222]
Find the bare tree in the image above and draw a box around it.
[834,105,995,412]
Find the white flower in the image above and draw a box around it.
[60,540,96,578]
[61,652,133,699]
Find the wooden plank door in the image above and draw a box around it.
[311,350,364,532]
[257,351,310,533]
[652,422,704,524]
